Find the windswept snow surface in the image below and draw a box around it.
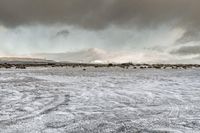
[0,67,200,133]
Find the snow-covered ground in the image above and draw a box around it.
[0,67,200,133]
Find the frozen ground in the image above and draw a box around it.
[0,67,200,133]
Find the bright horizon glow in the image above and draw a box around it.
[0,24,192,63]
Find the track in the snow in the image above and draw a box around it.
[0,67,200,133]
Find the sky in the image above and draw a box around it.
[0,0,200,63]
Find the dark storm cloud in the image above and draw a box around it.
[171,45,200,55]
[1,0,200,42]
[176,30,200,44]
[0,0,199,28]
[55,29,70,37]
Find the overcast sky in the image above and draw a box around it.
[0,0,200,63]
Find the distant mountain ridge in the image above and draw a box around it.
[32,48,109,63]
[1,48,198,64]
[0,57,54,64]
[30,48,165,64]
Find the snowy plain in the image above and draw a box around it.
[0,67,200,133]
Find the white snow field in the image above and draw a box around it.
[0,67,200,133]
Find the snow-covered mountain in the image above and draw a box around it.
[31,48,109,63]
[30,48,164,63]
[29,48,199,64]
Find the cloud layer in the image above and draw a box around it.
[171,45,200,55]
[0,0,200,30]
[0,0,200,63]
